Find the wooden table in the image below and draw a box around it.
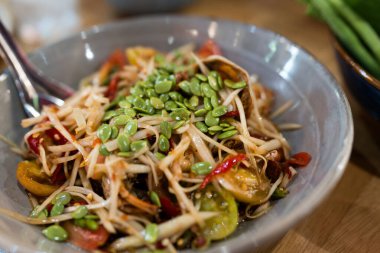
[5,0,380,252]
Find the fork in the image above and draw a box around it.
[0,20,74,117]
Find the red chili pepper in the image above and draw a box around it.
[27,134,42,155]
[198,39,222,58]
[222,110,240,119]
[288,152,312,167]
[104,76,119,101]
[108,48,126,67]
[45,128,68,145]
[200,153,246,189]
[50,164,66,185]
[159,195,181,218]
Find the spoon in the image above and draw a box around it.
[0,20,74,117]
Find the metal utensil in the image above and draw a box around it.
[0,20,74,117]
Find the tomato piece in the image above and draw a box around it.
[27,134,42,155]
[64,222,109,251]
[198,39,222,58]
[16,160,59,196]
[45,128,67,145]
[199,185,238,240]
[288,152,312,167]
[218,168,270,205]
[126,46,156,66]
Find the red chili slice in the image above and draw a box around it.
[222,110,240,119]
[104,76,119,101]
[45,128,68,145]
[159,195,181,218]
[27,134,42,155]
[50,164,66,185]
[288,152,312,167]
[198,39,222,58]
[200,153,246,189]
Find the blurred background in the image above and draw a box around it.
[0,0,379,252]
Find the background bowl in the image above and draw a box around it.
[334,39,380,120]
[0,16,353,252]
[106,0,194,14]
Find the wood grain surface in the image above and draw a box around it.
[4,0,380,252]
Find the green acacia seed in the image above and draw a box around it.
[178,80,192,94]
[103,110,118,121]
[71,206,88,219]
[208,75,219,91]
[74,218,86,228]
[97,124,112,142]
[224,79,247,89]
[124,108,136,118]
[146,88,158,98]
[99,144,110,156]
[189,96,199,108]
[111,126,119,139]
[30,206,48,219]
[124,119,138,136]
[160,121,172,139]
[150,97,165,109]
[131,140,148,152]
[218,130,238,139]
[158,135,170,152]
[118,100,131,109]
[117,134,131,152]
[50,203,64,217]
[165,101,177,111]
[196,73,207,82]
[118,152,132,157]
[42,224,68,242]
[190,78,202,96]
[86,219,99,231]
[170,108,190,121]
[212,105,228,117]
[155,80,172,94]
[84,214,99,220]
[220,123,230,128]
[52,192,71,205]
[154,152,166,160]
[204,97,212,110]
[208,126,223,132]
[169,91,184,102]
[194,108,208,117]
[210,95,219,108]
[195,122,208,133]
[133,97,146,108]
[159,93,170,102]
[223,126,236,131]
[175,101,187,109]
[113,115,131,126]
[191,162,213,175]
[172,120,185,129]
[205,111,220,127]
[145,223,159,243]
[150,192,161,207]
[201,83,216,98]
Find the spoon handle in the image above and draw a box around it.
[0,20,74,99]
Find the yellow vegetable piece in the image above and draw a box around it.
[218,168,270,205]
[16,160,59,197]
[199,185,238,240]
[126,46,156,66]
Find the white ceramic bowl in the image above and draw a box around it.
[0,16,353,253]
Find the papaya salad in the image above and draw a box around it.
[0,40,311,252]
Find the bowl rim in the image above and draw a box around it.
[333,38,380,90]
[0,15,354,253]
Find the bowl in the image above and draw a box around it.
[0,16,353,252]
[106,0,194,14]
[334,38,380,119]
